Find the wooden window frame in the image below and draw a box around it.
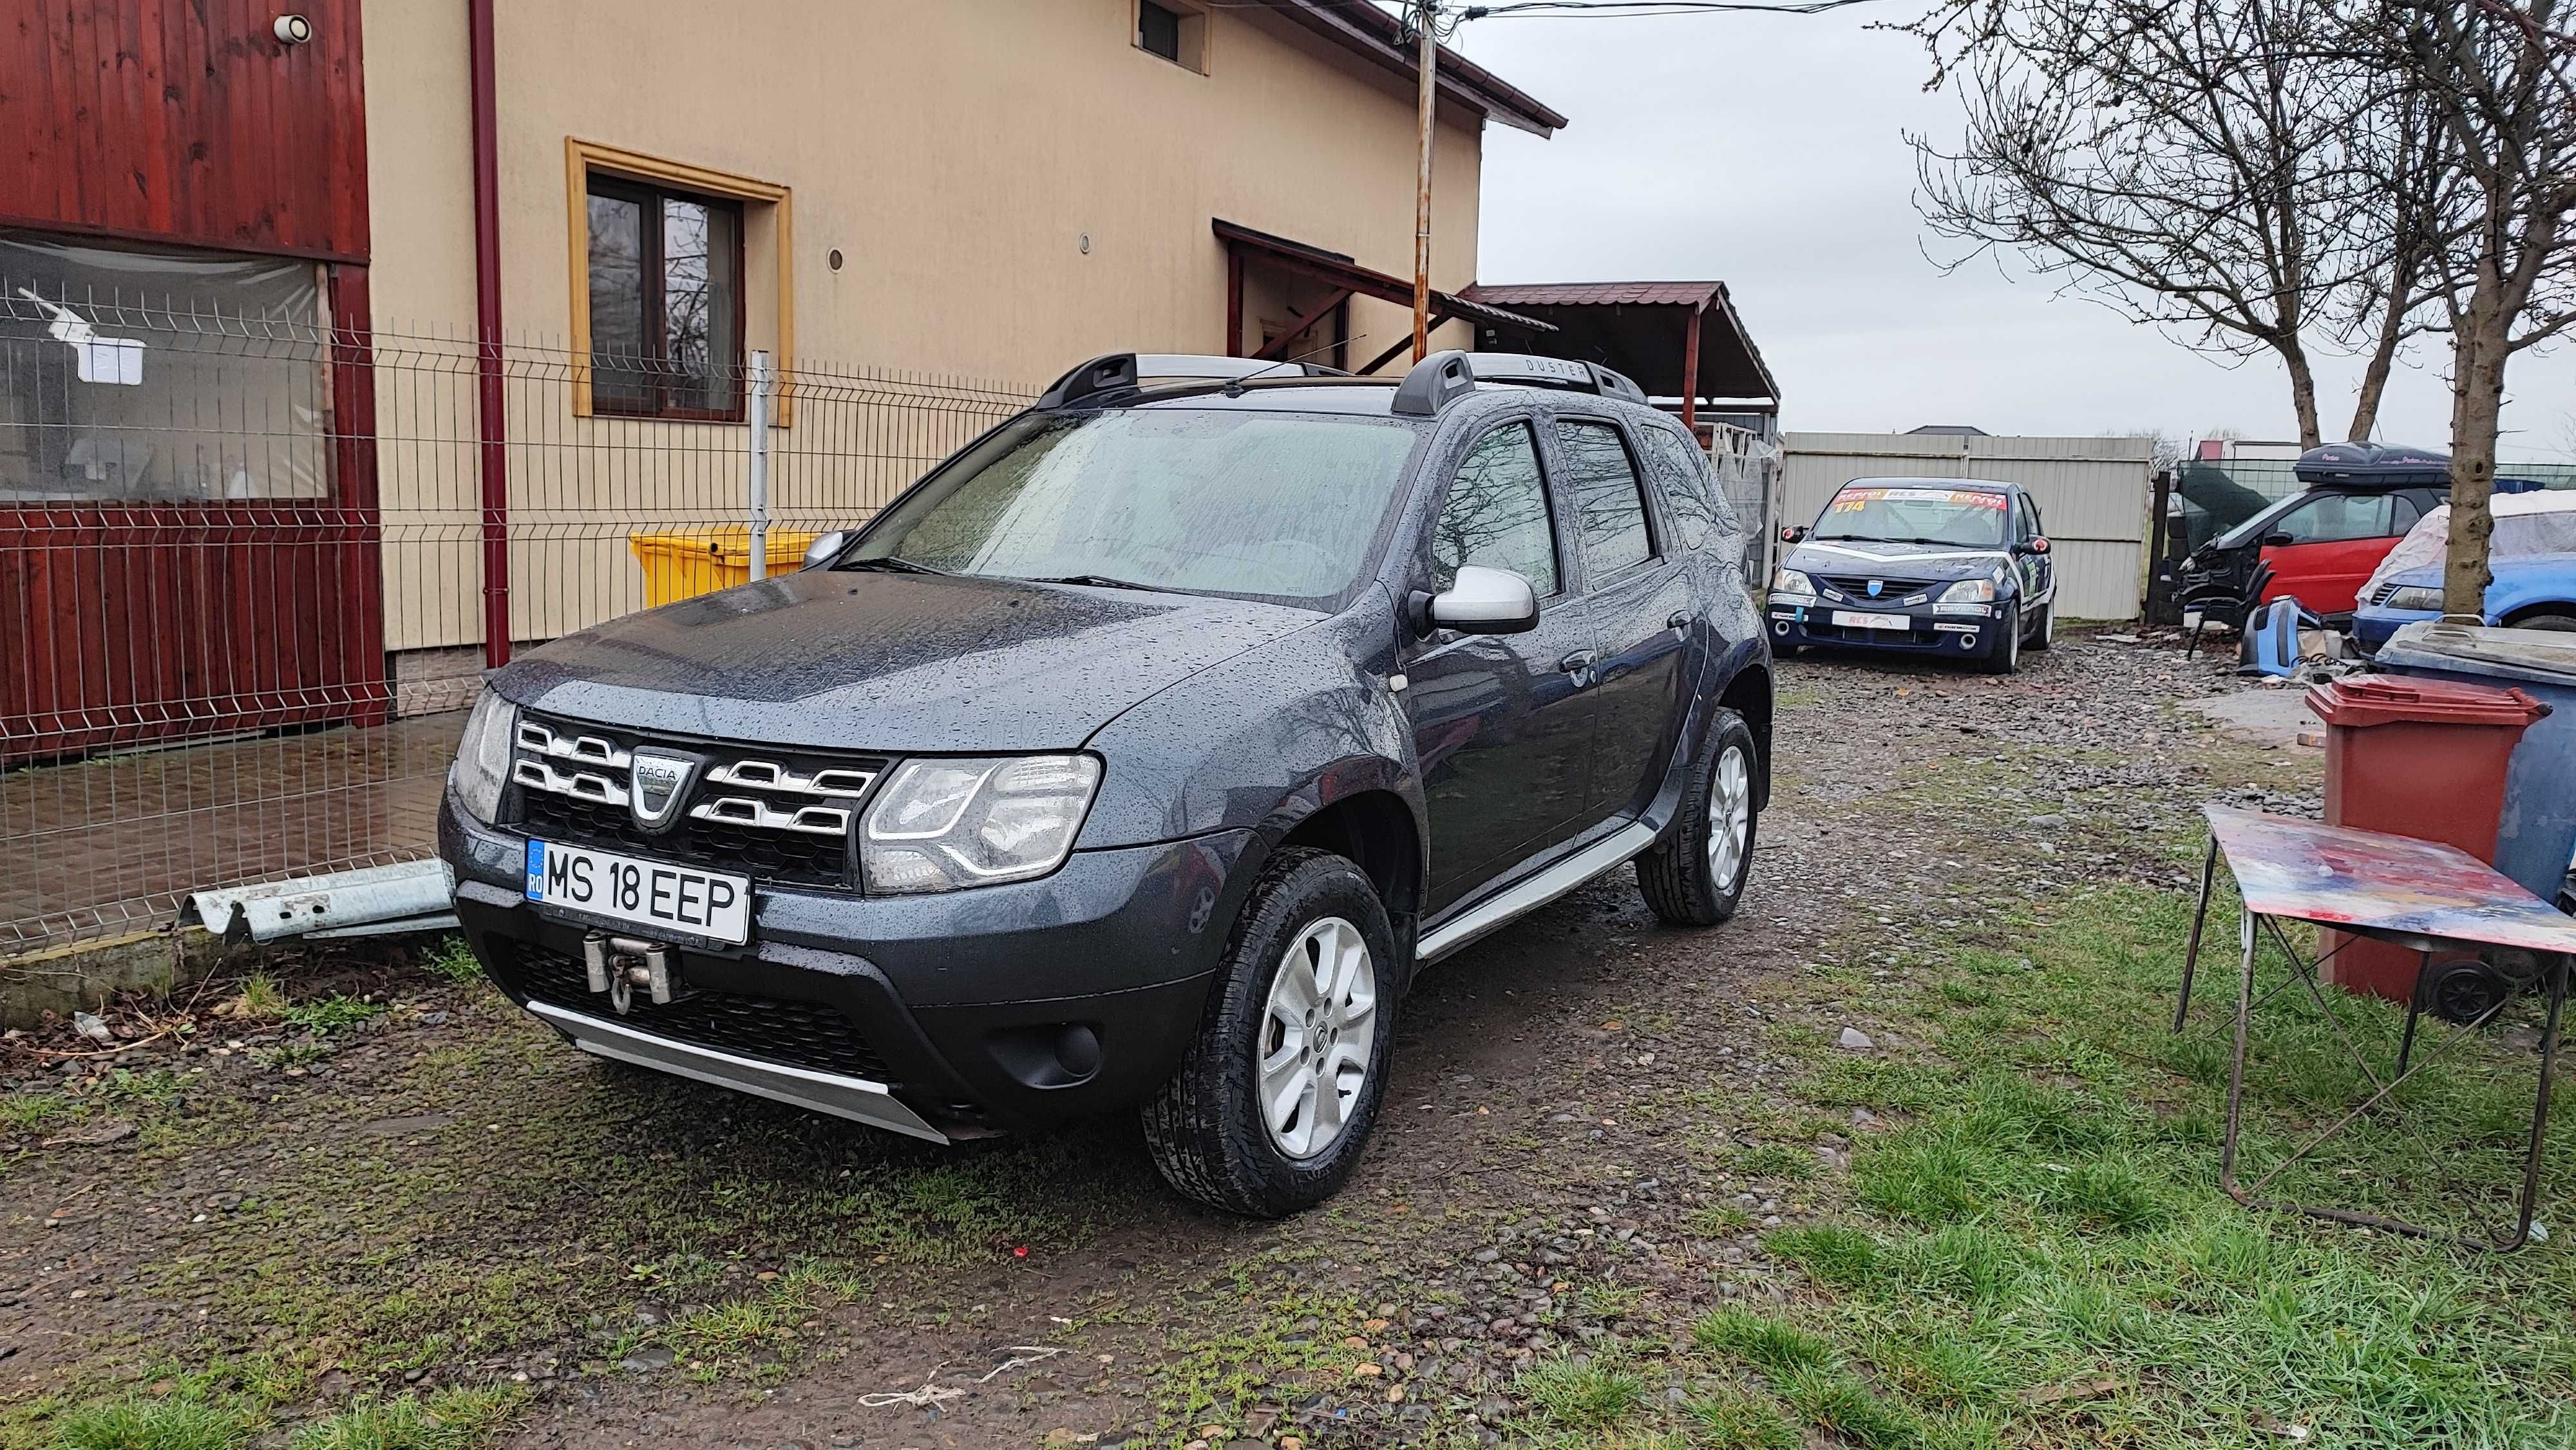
[584,176,748,422]
[564,138,793,424]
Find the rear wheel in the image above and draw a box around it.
[1636,708,1760,927]
[1142,847,1398,1218]
[1982,602,2022,673]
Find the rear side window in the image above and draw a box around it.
[1556,419,1654,574]
[1640,429,1719,550]
[1432,421,1559,596]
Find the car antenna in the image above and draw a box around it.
[1226,334,1367,397]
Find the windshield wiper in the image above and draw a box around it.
[1026,573,1164,592]
[835,556,952,576]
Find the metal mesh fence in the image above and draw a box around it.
[1,288,1032,951]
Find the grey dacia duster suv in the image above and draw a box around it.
[441,348,1774,1216]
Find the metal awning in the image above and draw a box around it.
[1460,281,1780,426]
[1215,220,1554,375]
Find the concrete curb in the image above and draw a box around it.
[0,927,268,1030]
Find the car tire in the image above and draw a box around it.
[1141,847,1399,1218]
[2510,612,2576,632]
[1636,707,1760,927]
[2029,598,2054,650]
[1982,601,2022,673]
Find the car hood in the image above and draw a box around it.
[494,569,1321,753]
[1784,537,2011,586]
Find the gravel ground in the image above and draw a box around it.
[0,628,2313,1449]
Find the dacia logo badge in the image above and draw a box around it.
[1867,579,1885,598]
[628,749,700,831]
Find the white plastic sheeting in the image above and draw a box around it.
[2360,491,2576,603]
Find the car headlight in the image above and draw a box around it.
[2382,585,2445,612]
[862,754,1102,894]
[1772,567,1817,598]
[1938,578,1997,604]
[450,688,518,824]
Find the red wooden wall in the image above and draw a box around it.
[0,0,379,764]
[1,0,371,261]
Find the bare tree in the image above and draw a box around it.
[2356,0,2576,612]
[1906,0,2434,447]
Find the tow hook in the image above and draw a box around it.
[582,932,675,1014]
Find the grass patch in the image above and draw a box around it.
[50,1398,254,1450]
[1682,1385,1801,1449]
[421,939,484,986]
[1730,1142,1816,1182]
[220,975,289,1021]
[288,1386,524,1450]
[279,996,384,1035]
[1516,1350,1648,1436]
[3,1090,80,1133]
[1718,880,2576,1449]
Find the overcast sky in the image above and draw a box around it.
[1450,5,2576,460]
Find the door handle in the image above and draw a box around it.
[1559,650,1597,681]
[1667,610,1692,630]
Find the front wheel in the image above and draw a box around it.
[1636,708,1760,927]
[1982,601,2022,673]
[1142,847,1399,1218]
[2029,598,2054,651]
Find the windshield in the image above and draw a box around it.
[848,408,1424,605]
[1814,485,2008,549]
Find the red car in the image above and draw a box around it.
[2175,444,2451,624]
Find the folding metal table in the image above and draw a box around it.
[2174,805,2576,1250]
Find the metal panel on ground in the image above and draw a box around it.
[1782,432,2153,621]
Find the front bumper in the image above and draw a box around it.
[2350,604,2435,656]
[1766,598,2002,657]
[440,792,1251,1139]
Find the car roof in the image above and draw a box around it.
[1099,376,1680,426]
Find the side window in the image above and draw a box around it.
[1641,429,1718,550]
[2391,493,2424,532]
[2273,493,2398,545]
[2016,499,2039,543]
[1431,421,1560,596]
[1555,419,1654,574]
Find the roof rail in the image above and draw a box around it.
[1037,353,1139,409]
[1390,350,1650,416]
[1038,352,1354,408]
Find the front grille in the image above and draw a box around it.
[1819,574,1935,603]
[513,941,894,1082]
[507,715,885,890]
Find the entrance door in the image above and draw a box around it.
[1403,418,1596,912]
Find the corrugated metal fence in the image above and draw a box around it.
[1781,433,2155,621]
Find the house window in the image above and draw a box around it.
[585,177,744,420]
[1136,0,1206,70]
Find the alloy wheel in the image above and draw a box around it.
[1707,742,1752,887]
[1257,916,1378,1159]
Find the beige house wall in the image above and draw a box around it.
[362,0,1496,654]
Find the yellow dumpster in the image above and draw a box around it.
[629,527,825,608]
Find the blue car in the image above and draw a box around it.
[2353,553,2576,653]
[1768,478,2059,673]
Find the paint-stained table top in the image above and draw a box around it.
[2206,805,2576,956]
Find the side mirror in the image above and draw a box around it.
[1780,524,1810,544]
[2261,532,2294,549]
[2023,536,2051,555]
[1417,565,1539,635]
[800,530,851,570]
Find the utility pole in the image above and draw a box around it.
[1411,0,1437,362]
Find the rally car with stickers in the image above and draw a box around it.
[1765,478,2057,673]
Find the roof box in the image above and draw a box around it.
[2294,442,2452,488]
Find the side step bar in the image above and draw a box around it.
[1417,821,1660,965]
[527,999,950,1144]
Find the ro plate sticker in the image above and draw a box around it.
[525,840,547,899]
